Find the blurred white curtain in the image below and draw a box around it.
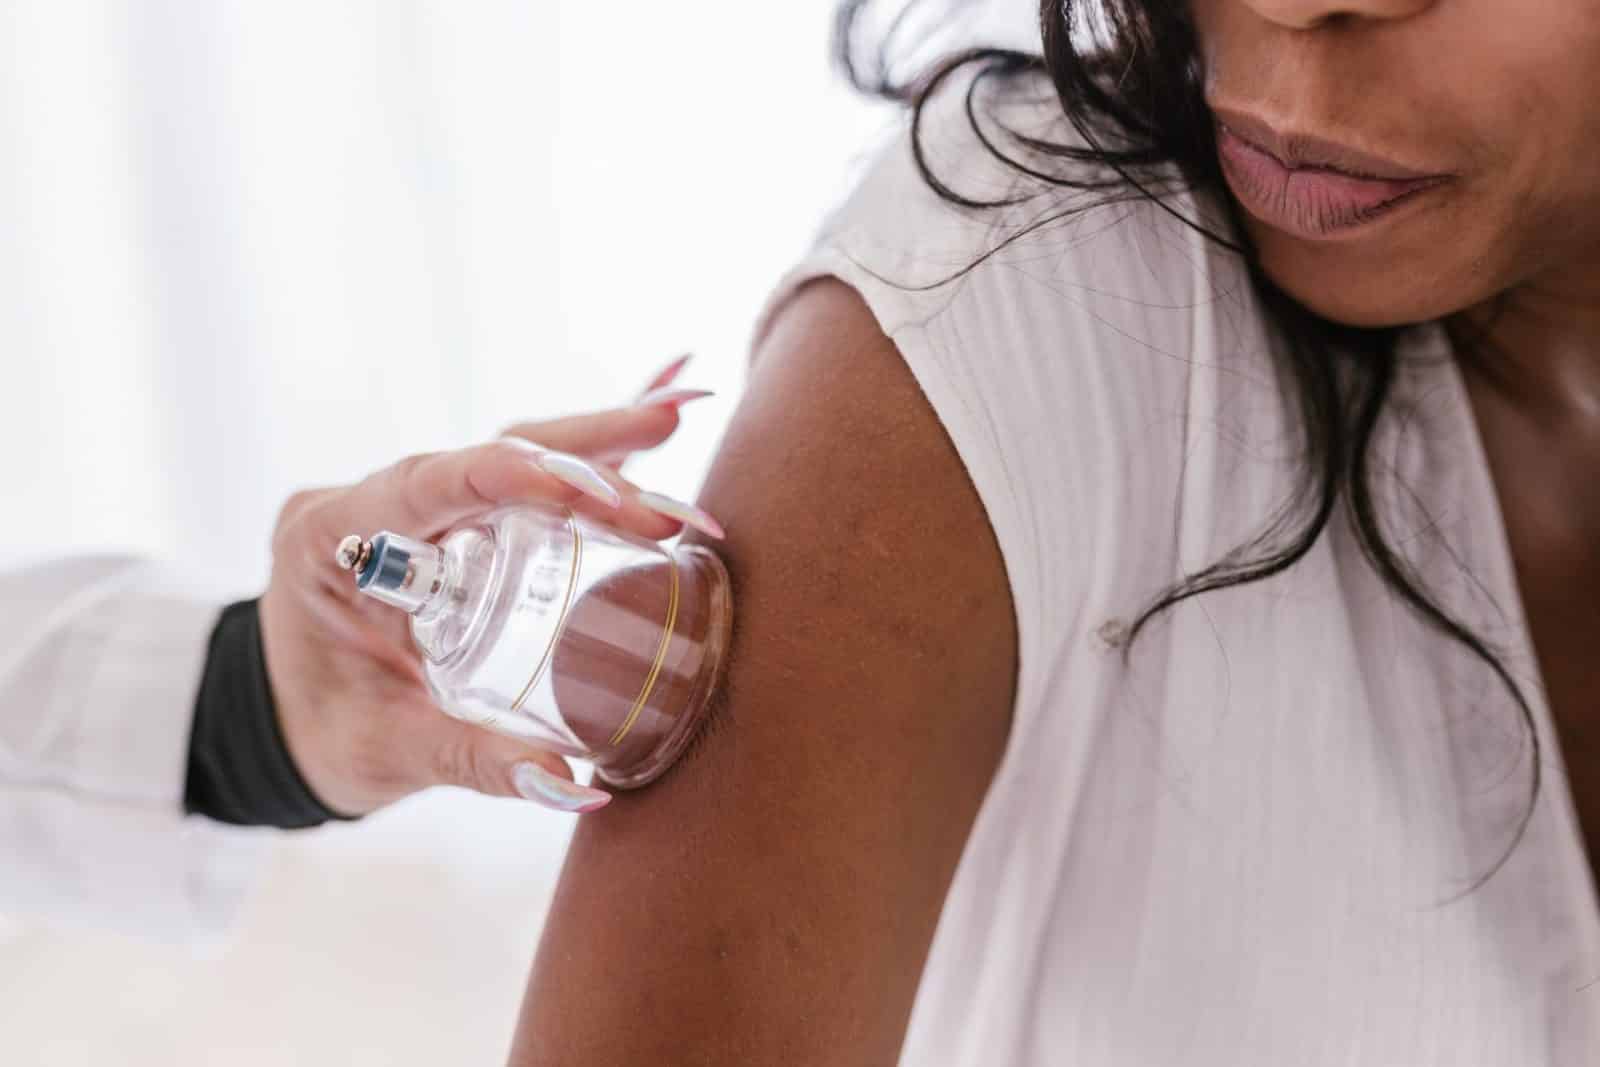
[0,2,1030,1062]
[0,0,899,585]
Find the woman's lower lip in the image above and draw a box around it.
[1216,126,1449,241]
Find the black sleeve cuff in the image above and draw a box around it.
[184,598,359,829]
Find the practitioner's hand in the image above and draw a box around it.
[258,354,725,816]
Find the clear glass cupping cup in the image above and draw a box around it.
[337,500,732,789]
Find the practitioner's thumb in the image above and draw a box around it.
[426,720,612,813]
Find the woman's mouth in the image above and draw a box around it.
[1212,109,1454,241]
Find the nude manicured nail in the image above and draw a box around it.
[635,386,715,410]
[534,451,623,509]
[512,762,611,813]
[638,352,693,396]
[636,491,725,539]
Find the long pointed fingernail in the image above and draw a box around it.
[639,352,693,396]
[512,762,612,813]
[635,386,715,410]
[636,491,725,539]
[534,451,623,509]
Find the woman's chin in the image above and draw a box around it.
[1252,236,1472,330]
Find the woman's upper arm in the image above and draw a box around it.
[511,278,1020,1065]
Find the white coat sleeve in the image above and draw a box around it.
[0,554,270,945]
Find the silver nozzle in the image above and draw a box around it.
[337,530,446,614]
[335,534,372,573]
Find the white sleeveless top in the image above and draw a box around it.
[753,72,1599,1064]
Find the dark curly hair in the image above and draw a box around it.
[832,0,1537,894]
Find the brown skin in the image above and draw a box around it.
[1193,0,1600,879]
[509,278,1018,1064]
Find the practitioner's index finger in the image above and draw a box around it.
[330,440,587,543]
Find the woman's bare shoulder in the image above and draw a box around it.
[509,276,1018,1065]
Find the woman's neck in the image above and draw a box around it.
[1448,256,1600,425]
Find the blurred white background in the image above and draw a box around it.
[0,1,1025,1062]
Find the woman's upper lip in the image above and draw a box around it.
[1209,104,1453,183]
